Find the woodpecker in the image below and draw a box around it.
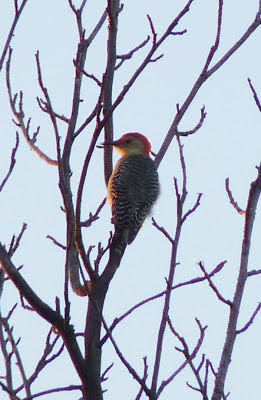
[102,133,159,255]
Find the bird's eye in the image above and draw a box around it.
[125,139,132,144]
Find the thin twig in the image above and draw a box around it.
[236,303,261,334]
[135,357,149,400]
[247,77,261,111]
[73,60,102,86]
[116,35,150,70]
[68,0,88,36]
[94,240,111,274]
[181,193,203,223]
[23,385,81,400]
[37,98,69,123]
[101,363,114,383]
[0,132,19,192]
[0,304,14,398]
[198,354,206,374]
[170,29,187,36]
[81,198,106,227]
[0,0,29,72]
[147,15,157,45]
[151,217,174,244]
[178,106,207,136]
[73,105,97,137]
[198,262,232,306]
[46,235,66,250]
[8,223,27,257]
[248,268,261,277]
[225,178,245,215]
[35,51,61,162]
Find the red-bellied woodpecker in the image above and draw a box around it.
[102,133,159,255]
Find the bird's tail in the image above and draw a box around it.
[109,228,127,259]
[109,226,141,265]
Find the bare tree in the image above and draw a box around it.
[1,1,261,399]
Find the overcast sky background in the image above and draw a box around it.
[1,0,261,399]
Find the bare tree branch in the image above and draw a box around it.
[247,77,261,111]
[8,223,27,257]
[68,0,88,36]
[178,106,207,137]
[181,193,203,223]
[212,163,261,400]
[73,61,102,86]
[101,261,227,346]
[198,262,232,306]
[100,362,114,383]
[101,0,195,146]
[158,318,207,398]
[74,105,98,137]
[225,178,245,215]
[1,1,261,399]
[35,51,61,162]
[37,98,69,122]
[248,268,261,277]
[102,0,120,185]
[0,381,21,400]
[147,15,157,45]
[151,217,174,244]
[6,49,58,166]
[46,235,66,250]
[81,198,106,227]
[207,9,261,78]
[0,272,15,400]
[0,244,88,389]
[60,6,107,303]
[155,0,261,168]
[151,129,198,395]
[115,35,150,70]
[98,308,152,399]
[24,384,82,400]
[0,132,19,192]
[0,315,31,398]
[135,357,149,400]
[0,0,29,72]
[236,302,261,334]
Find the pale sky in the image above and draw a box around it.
[1,1,261,399]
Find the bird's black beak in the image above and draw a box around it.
[96,140,119,149]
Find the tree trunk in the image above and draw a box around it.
[84,280,108,400]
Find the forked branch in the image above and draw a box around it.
[212,163,261,400]
[6,49,58,166]
[155,0,261,168]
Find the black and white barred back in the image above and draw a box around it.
[109,154,159,245]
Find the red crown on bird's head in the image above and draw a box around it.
[117,133,151,155]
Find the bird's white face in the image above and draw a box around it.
[113,136,147,157]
